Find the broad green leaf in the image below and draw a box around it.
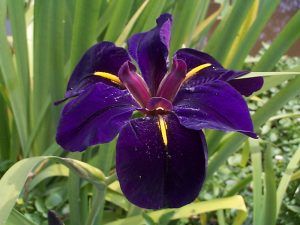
[29,164,69,190]
[32,0,65,154]
[104,196,247,225]
[0,157,45,225]
[0,156,106,225]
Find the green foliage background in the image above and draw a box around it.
[0,0,299,225]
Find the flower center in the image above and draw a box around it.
[94,60,211,115]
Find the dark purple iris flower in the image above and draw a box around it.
[56,14,263,209]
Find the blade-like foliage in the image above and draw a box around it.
[0,1,299,225]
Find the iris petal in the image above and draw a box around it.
[173,80,257,138]
[127,14,172,95]
[116,114,207,209]
[174,48,263,96]
[65,42,130,99]
[56,82,137,151]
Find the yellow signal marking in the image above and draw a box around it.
[157,115,168,147]
[184,63,212,81]
[94,72,122,85]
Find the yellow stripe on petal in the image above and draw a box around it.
[184,63,211,82]
[94,72,122,85]
[157,115,168,147]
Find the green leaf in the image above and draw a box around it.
[7,0,30,108]
[103,0,134,42]
[115,0,149,46]
[130,0,167,37]
[227,0,281,69]
[5,209,37,225]
[250,140,263,225]
[205,0,253,63]
[104,196,248,225]
[0,157,45,225]
[191,4,223,45]
[32,0,65,154]
[261,144,276,225]
[158,211,175,225]
[69,0,103,69]
[254,11,300,71]
[0,0,28,151]
[276,148,300,218]
[0,90,10,159]
[105,189,130,211]
[170,0,209,55]
[29,164,69,191]
[222,0,259,67]
[0,156,106,225]
[142,213,155,225]
[96,0,118,37]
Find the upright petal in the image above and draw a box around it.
[116,114,207,209]
[127,14,172,95]
[56,82,137,151]
[174,48,263,96]
[66,42,130,98]
[118,61,151,108]
[173,80,257,138]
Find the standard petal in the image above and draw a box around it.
[174,48,263,96]
[173,80,257,138]
[116,114,207,209]
[127,14,172,95]
[56,83,137,151]
[66,42,130,98]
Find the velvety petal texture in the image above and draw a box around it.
[56,13,263,210]
[174,81,257,138]
[228,77,264,97]
[175,48,263,96]
[116,114,207,209]
[128,14,172,95]
[56,82,137,151]
[66,42,130,98]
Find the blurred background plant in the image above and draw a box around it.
[0,0,300,225]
